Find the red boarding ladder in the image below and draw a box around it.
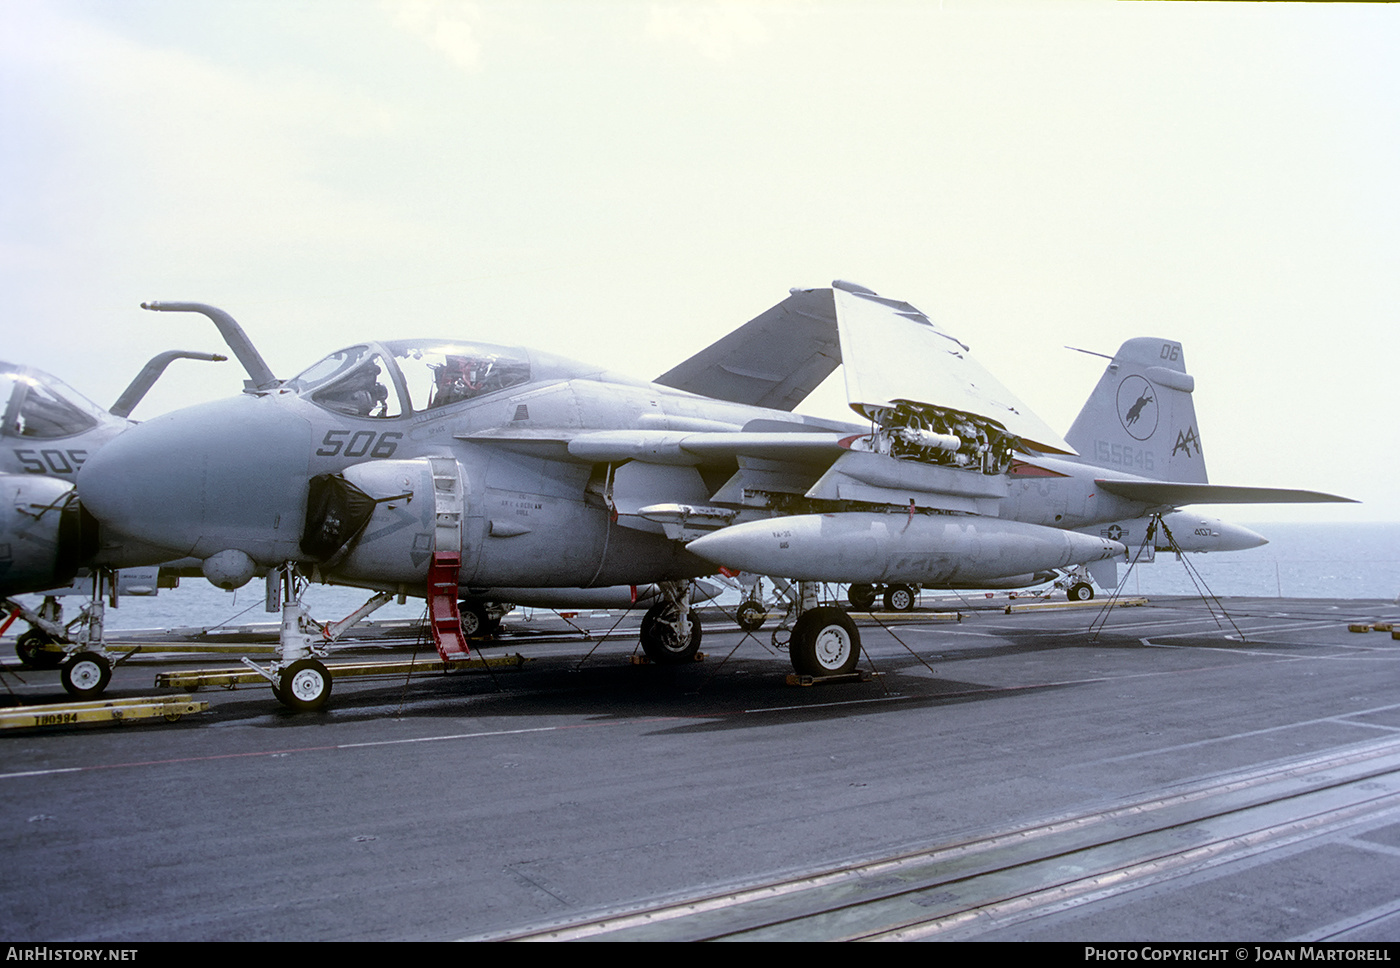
[426,457,470,660]
[427,551,471,660]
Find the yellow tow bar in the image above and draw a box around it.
[0,695,207,730]
[154,653,528,691]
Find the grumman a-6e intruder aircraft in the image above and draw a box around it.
[58,282,1348,710]
[0,351,230,685]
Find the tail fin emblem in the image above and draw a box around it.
[1115,376,1158,440]
[1173,426,1201,458]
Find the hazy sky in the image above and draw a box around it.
[3,0,1395,522]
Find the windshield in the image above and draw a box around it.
[285,346,402,418]
[385,340,530,411]
[288,341,530,416]
[0,363,105,439]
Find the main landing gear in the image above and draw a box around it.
[883,583,917,612]
[735,600,766,632]
[846,583,878,611]
[1054,565,1096,602]
[846,582,918,612]
[779,582,863,678]
[458,600,506,638]
[789,605,860,677]
[635,579,862,676]
[639,580,703,664]
[729,574,799,633]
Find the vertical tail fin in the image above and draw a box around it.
[1063,338,1207,484]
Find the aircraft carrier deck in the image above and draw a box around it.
[2,594,1399,942]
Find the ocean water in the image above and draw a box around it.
[1108,521,1400,602]
[10,522,1398,634]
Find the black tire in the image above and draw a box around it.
[460,601,487,637]
[460,601,502,638]
[16,629,63,669]
[735,600,766,632]
[277,658,332,711]
[847,583,877,611]
[639,602,702,664]
[60,651,111,699]
[1068,582,1094,602]
[790,606,861,677]
[883,584,916,612]
[459,602,482,637]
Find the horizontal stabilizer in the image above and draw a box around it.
[654,287,841,411]
[832,283,1072,454]
[1094,480,1357,506]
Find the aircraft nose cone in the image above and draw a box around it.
[1216,522,1269,551]
[79,394,313,563]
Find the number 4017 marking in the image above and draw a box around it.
[315,430,401,459]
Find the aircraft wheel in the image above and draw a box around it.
[790,606,861,677]
[60,651,111,699]
[459,601,498,638]
[459,602,483,637]
[735,600,766,632]
[883,584,916,612]
[16,629,63,669]
[1068,582,1094,602]
[847,583,877,611]
[639,602,702,664]
[460,601,502,637]
[277,658,332,712]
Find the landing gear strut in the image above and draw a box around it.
[57,572,119,697]
[639,580,702,663]
[242,563,334,712]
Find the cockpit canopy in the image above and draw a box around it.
[0,362,109,439]
[285,340,532,418]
